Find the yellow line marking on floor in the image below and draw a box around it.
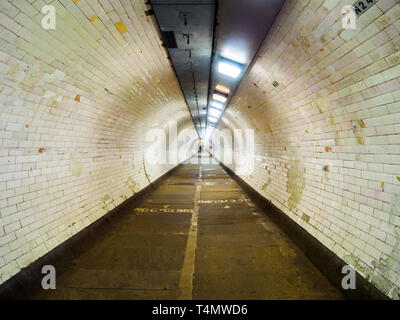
[178,165,202,300]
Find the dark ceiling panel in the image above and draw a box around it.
[215,0,284,64]
[151,0,217,134]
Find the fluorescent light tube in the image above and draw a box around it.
[218,58,242,78]
[213,93,227,103]
[216,84,230,94]
[211,100,224,110]
[209,108,221,118]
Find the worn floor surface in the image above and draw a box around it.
[32,154,343,300]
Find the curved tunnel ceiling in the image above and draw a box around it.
[151,0,286,137]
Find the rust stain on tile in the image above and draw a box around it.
[268,124,273,135]
[352,121,365,145]
[126,176,137,194]
[70,152,83,177]
[315,96,334,126]
[89,15,98,22]
[287,161,305,209]
[102,195,111,202]
[262,178,271,192]
[323,165,329,172]
[356,136,365,145]
[38,148,45,153]
[74,94,81,102]
[302,213,310,223]
[325,146,332,152]
[298,35,310,48]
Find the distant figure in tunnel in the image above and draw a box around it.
[209,145,213,158]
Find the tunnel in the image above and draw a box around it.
[0,0,399,301]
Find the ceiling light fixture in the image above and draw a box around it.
[213,91,228,103]
[218,58,242,79]
[215,84,230,94]
[209,108,221,118]
[208,115,218,123]
[210,100,224,110]
[221,50,246,64]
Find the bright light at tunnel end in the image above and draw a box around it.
[144,120,255,175]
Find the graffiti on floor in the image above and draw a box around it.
[198,198,251,204]
[134,207,193,214]
[133,198,252,213]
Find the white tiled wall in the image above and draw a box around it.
[0,0,194,284]
[217,0,400,299]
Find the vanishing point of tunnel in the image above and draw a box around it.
[0,0,399,300]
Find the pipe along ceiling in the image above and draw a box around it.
[151,0,285,140]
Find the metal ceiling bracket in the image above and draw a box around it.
[182,34,192,45]
[179,12,192,26]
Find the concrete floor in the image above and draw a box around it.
[32,154,343,299]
